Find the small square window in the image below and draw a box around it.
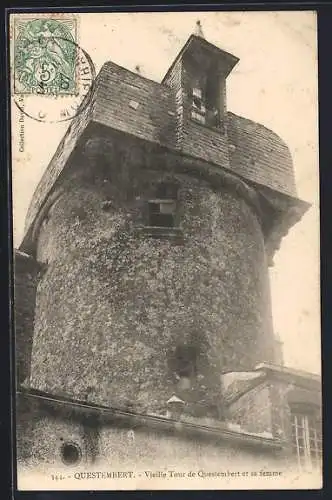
[148,200,176,227]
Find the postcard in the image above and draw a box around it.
[10,10,321,491]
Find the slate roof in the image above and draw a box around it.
[92,61,296,199]
[161,34,240,83]
[227,113,296,197]
[93,61,177,149]
[23,49,303,241]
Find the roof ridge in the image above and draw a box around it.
[100,60,170,89]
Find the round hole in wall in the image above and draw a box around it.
[60,442,82,466]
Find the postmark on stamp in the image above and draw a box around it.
[14,17,78,95]
[11,14,95,124]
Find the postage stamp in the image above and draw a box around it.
[10,14,95,124]
[13,17,78,95]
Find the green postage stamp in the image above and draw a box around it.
[13,16,78,95]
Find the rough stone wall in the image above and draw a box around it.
[28,142,275,417]
[269,381,322,448]
[226,376,322,448]
[97,424,282,472]
[14,252,39,384]
[24,104,93,234]
[16,396,89,471]
[16,395,37,463]
[267,382,293,445]
[16,395,284,474]
[227,382,273,436]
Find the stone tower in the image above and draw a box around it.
[15,28,315,473]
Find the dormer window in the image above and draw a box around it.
[190,66,222,129]
[191,87,206,124]
[162,32,239,135]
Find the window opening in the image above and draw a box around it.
[291,409,322,470]
[148,200,176,228]
[174,345,197,378]
[147,182,178,228]
[190,65,221,129]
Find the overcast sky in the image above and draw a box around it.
[11,11,320,374]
